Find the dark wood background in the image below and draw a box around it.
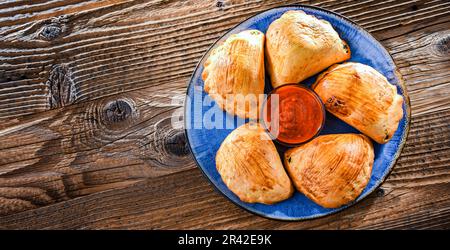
[0,0,449,229]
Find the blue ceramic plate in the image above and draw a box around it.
[184,5,410,220]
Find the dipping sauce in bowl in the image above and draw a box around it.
[261,84,325,146]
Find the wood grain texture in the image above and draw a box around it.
[0,0,449,229]
[1,0,449,119]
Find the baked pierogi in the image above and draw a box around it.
[284,134,374,208]
[202,30,265,119]
[266,10,350,87]
[216,123,294,204]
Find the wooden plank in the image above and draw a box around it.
[0,16,450,228]
[0,80,194,215]
[0,103,449,229]
[1,106,448,229]
[0,0,449,121]
[383,21,450,117]
[0,6,449,228]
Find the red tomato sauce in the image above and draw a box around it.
[262,84,325,145]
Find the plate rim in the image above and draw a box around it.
[183,4,411,221]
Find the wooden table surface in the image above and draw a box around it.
[0,0,449,229]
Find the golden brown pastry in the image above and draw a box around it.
[312,62,404,144]
[266,10,350,88]
[284,134,374,208]
[202,30,265,119]
[216,123,294,204]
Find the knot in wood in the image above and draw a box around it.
[164,130,189,157]
[376,188,385,197]
[139,117,190,168]
[46,64,77,109]
[39,24,62,40]
[38,16,68,41]
[101,99,137,130]
[435,35,450,56]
